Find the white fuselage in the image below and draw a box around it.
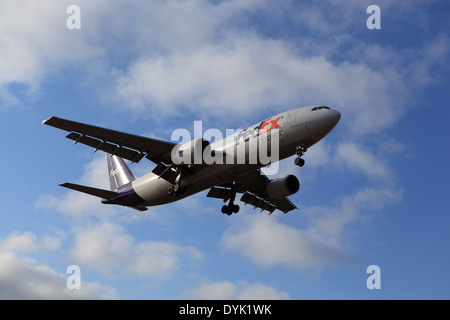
[131,106,341,206]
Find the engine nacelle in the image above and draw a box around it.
[171,138,210,165]
[264,175,300,199]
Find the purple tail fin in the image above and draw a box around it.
[106,154,136,191]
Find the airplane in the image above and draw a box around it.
[42,105,340,215]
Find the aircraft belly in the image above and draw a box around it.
[130,171,209,206]
[132,172,170,205]
[184,163,261,191]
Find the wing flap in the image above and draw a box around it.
[270,197,297,214]
[206,187,231,202]
[66,132,144,162]
[240,192,277,214]
[240,192,297,214]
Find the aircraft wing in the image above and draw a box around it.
[42,117,176,164]
[207,169,298,214]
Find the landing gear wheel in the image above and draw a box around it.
[294,157,305,167]
[221,205,232,215]
[169,168,186,196]
[295,145,307,167]
[220,182,239,216]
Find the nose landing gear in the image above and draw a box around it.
[294,145,307,167]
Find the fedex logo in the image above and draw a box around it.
[260,116,281,134]
[109,166,122,177]
[236,116,281,145]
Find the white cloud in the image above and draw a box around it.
[0,0,104,105]
[0,0,412,136]
[221,214,350,270]
[189,280,290,300]
[304,188,403,242]
[70,222,202,279]
[221,187,402,270]
[0,232,116,299]
[0,231,61,253]
[335,142,392,182]
[0,252,116,299]
[190,281,237,300]
[36,155,113,219]
[35,152,204,280]
[0,0,265,106]
[112,35,408,134]
[1,0,445,142]
[6,0,446,300]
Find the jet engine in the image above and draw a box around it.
[171,138,211,165]
[264,175,300,199]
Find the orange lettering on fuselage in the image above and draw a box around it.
[236,116,281,145]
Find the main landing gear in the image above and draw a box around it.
[294,145,307,167]
[221,183,240,216]
[167,182,185,196]
[168,169,186,196]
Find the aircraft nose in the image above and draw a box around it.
[321,109,340,129]
[330,110,341,126]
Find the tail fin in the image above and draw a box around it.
[106,154,136,191]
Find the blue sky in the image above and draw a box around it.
[0,0,449,299]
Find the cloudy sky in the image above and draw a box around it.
[0,0,449,299]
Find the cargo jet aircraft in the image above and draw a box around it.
[43,106,340,215]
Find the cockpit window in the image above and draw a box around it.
[312,106,330,111]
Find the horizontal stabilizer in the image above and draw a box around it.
[59,182,117,199]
